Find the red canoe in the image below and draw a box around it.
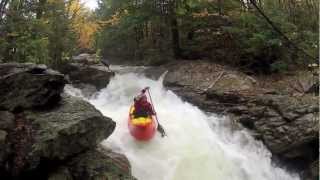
[128,106,157,141]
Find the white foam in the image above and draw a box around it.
[66,73,300,180]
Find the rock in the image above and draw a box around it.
[214,73,254,91]
[309,160,319,180]
[0,130,8,164]
[48,167,73,180]
[57,63,115,91]
[0,130,7,145]
[302,159,319,180]
[0,93,116,177]
[67,146,136,180]
[72,53,98,65]
[306,82,319,95]
[47,147,136,180]
[0,63,67,111]
[250,96,318,155]
[0,63,132,179]
[0,111,14,131]
[143,66,168,80]
[223,94,318,176]
[24,94,116,167]
[159,61,255,113]
[0,111,13,167]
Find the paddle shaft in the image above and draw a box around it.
[146,89,166,136]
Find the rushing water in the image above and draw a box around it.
[66,68,299,180]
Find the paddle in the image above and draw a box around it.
[146,88,166,137]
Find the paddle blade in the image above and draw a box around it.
[157,124,166,137]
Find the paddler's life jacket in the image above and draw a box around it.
[133,95,155,118]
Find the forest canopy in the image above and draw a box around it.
[0,0,318,72]
[0,0,99,66]
[94,0,319,71]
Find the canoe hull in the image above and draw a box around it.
[128,106,157,141]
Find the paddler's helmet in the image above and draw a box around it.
[134,94,147,102]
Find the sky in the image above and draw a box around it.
[81,0,98,10]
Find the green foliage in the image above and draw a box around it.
[271,61,289,73]
[46,0,76,67]
[95,0,198,63]
[225,1,318,71]
[95,0,171,63]
[0,0,317,72]
[95,0,318,71]
[0,0,77,66]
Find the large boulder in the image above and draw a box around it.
[0,63,120,179]
[304,159,319,180]
[153,61,256,113]
[0,111,14,130]
[63,146,136,180]
[0,63,67,176]
[0,111,14,167]
[0,63,67,111]
[26,94,116,163]
[0,94,116,176]
[48,167,73,180]
[48,146,136,180]
[0,130,9,168]
[58,63,115,91]
[227,94,319,174]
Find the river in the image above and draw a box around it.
[66,66,300,180]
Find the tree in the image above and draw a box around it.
[69,0,100,51]
[0,0,78,66]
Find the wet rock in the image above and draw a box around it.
[0,94,116,178]
[306,82,319,95]
[0,130,8,165]
[67,146,136,180]
[248,96,318,158]
[143,65,168,80]
[48,167,73,180]
[25,94,116,166]
[47,147,136,180]
[0,130,7,145]
[159,61,255,113]
[0,63,67,111]
[0,63,132,180]
[71,53,98,65]
[57,63,115,91]
[309,160,319,180]
[0,111,14,131]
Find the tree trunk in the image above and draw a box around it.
[170,16,181,59]
[218,0,223,15]
[36,0,47,19]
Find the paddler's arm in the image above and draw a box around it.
[141,87,150,94]
[146,102,156,115]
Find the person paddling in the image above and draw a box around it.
[133,87,166,137]
[133,87,155,118]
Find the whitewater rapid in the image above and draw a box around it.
[66,71,299,180]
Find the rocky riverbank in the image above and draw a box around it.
[3,60,315,180]
[144,61,319,180]
[0,63,135,180]
[55,53,115,97]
